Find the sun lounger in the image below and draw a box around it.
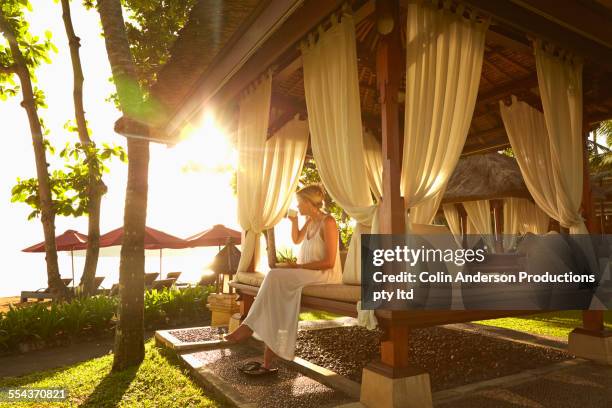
[20,277,75,302]
[198,273,218,287]
[149,278,177,291]
[92,276,105,291]
[144,272,160,288]
[166,271,181,280]
[165,271,191,289]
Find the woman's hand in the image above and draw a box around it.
[285,261,300,269]
[276,261,300,268]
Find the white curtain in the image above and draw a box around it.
[463,200,495,251]
[409,189,444,226]
[503,198,522,250]
[500,95,586,234]
[363,129,383,201]
[505,198,549,235]
[519,200,550,234]
[442,203,463,247]
[401,1,488,223]
[535,41,586,234]
[302,13,377,285]
[236,80,309,272]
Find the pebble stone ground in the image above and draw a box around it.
[435,360,611,408]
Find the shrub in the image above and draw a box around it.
[144,285,211,328]
[0,285,213,353]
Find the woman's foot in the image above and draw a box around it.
[238,360,278,376]
[223,324,253,343]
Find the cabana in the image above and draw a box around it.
[439,152,551,250]
[115,1,612,406]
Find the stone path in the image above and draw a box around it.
[182,340,357,408]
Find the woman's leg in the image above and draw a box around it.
[224,323,253,343]
[263,345,277,368]
[228,268,327,360]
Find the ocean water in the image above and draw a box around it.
[0,246,224,297]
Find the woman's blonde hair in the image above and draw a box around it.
[296,184,326,209]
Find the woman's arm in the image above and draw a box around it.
[291,216,310,244]
[293,216,339,270]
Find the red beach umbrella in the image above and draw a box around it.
[98,226,188,275]
[99,226,188,249]
[22,229,88,287]
[185,224,242,248]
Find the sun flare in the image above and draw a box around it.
[174,111,237,174]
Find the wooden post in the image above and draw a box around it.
[568,118,611,366]
[600,199,606,234]
[265,228,277,268]
[458,204,468,248]
[375,0,407,368]
[580,126,605,333]
[238,293,254,320]
[582,130,599,233]
[582,310,604,332]
[492,199,504,252]
[376,0,405,237]
[361,3,433,408]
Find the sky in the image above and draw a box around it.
[0,1,295,297]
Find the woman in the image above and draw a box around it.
[224,184,342,375]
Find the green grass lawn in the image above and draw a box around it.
[0,340,221,408]
[476,310,612,338]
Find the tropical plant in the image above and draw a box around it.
[11,142,125,219]
[95,0,199,371]
[0,0,67,298]
[589,121,612,172]
[0,286,213,353]
[60,0,123,295]
[97,0,153,371]
[276,248,297,264]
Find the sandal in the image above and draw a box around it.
[238,361,278,376]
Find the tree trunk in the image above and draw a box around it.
[97,0,149,371]
[114,137,149,370]
[0,13,67,299]
[61,0,104,295]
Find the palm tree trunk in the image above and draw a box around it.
[0,13,67,300]
[97,0,149,371]
[61,0,105,296]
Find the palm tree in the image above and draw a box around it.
[590,121,612,172]
[60,0,106,295]
[0,7,68,299]
[97,0,149,371]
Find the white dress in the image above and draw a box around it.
[242,216,342,360]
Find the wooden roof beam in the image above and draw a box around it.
[274,0,376,84]
[485,47,532,75]
[486,26,532,54]
[463,0,612,69]
[164,0,346,137]
[462,140,511,156]
[476,73,539,105]
[462,126,509,156]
